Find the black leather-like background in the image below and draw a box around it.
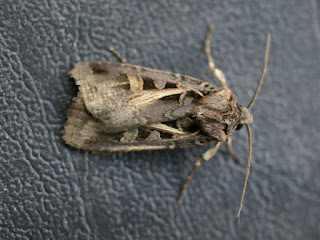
[1,0,320,239]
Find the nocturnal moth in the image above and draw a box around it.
[63,24,271,217]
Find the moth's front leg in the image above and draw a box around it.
[178,141,221,203]
[204,24,228,88]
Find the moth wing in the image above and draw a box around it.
[63,93,215,152]
[70,62,218,133]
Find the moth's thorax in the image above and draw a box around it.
[190,88,243,142]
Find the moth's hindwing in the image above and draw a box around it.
[63,61,218,152]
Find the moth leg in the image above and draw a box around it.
[178,141,221,203]
[227,136,242,164]
[178,91,187,105]
[204,24,227,88]
[108,47,127,63]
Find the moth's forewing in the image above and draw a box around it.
[63,92,215,152]
[70,62,218,133]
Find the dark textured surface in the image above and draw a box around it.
[1,0,319,239]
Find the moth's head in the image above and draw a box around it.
[235,107,253,131]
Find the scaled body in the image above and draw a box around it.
[63,62,242,152]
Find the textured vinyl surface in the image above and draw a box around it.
[1,0,320,239]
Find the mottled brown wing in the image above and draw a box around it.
[69,61,218,133]
[63,92,215,152]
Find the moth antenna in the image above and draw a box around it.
[247,33,271,109]
[236,124,252,218]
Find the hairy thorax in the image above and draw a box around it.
[190,88,243,142]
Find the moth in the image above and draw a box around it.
[63,24,271,217]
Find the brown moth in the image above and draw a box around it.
[63,24,271,217]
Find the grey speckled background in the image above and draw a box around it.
[1,0,320,239]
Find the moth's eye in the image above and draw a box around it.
[236,124,243,130]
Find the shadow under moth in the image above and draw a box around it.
[63,24,271,217]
